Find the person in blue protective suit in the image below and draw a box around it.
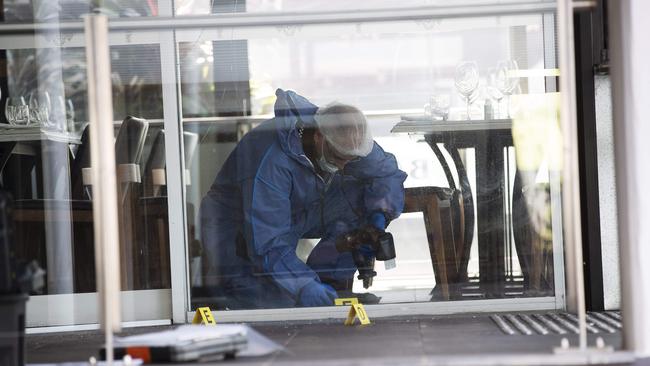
[200,89,407,309]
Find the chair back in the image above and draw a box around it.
[143,130,166,197]
[183,131,199,167]
[115,116,149,165]
[145,130,166,171]
[70,126,91,200]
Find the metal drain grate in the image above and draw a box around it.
[490,312,622,335]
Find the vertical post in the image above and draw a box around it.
[609,0,650,357]
[158,0,191,325]
[84,14,121,364]
[160,29,191,324]
[557,0,587,349]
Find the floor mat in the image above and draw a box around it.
[490,311,622,335]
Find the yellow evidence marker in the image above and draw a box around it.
[335,298,359,306]
[344,303,371,326]
[192,307,216,325]
[335,298,370,325]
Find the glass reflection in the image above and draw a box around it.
[183,14,560,310]
[1,44,167,295]
[2,0,160,23]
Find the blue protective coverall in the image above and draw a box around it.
[200,89,407,309]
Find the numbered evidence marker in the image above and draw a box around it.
[335,299,370,325]
[334,298,359,306]
[335,298,370,326]
[192,307,216,325]
[344,303,371,326]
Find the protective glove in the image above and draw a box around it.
[298,281,338,307]
[368,211,387,231]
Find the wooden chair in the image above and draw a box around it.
[113,116,149,290]
[138,130,200,289]
[12,116,150,292]
[403,186,466,300]
[512,171,554,295]
[140,129,169,288]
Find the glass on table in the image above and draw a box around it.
[28,90,53,128]
[52,95,77,132]
[65,98,76,131]
[495,59,520,118]
[424,94,450,121]
[454,61,479,120]
[64,98,86,135]
[5,96,30,126]
[486,68,504,118]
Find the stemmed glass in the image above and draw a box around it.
[454,61,479,120]
[486,68,505,118]
[495,59,520,118]
[65,98,76,132]
[5,96,30,126]
[51,95,76,132]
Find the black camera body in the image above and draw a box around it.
[335,226,396,289]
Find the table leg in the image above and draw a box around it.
[40,140,74,294]
[476,140,506,298]
[0,142,17,173]
[0,142,37,199]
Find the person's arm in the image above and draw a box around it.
[240,152,322,299]
[343,142,407,225]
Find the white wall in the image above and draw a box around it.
[609,0,650,356]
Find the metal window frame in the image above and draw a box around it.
[574,4,605,312]
[186,297,559,323]
[160,2,571,323]
[0,2,562,35]
[167,10,571,323]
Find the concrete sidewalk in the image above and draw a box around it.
[25,313,641,365]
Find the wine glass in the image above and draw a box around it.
[454,61,479,120]
[5,96,30,126]
[495,59,520,118]
[486,68,504,118]
[51,95,76,132]
[65,98,77,132]
[28,91,52,128]
[424,94,450,121]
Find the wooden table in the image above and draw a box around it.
[0,125,81,199]
[0,125,82,294]
[392,118,513,298]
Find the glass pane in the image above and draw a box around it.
[2,0,163,23]
[182,13,561,311]
[1,31,170,328]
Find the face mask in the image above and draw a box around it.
[318,140,339,174]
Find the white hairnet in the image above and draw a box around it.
[313,102,373,157]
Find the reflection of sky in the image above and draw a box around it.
[175,13,547,118]
[377,135,451,188]
[245,21,544,114]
